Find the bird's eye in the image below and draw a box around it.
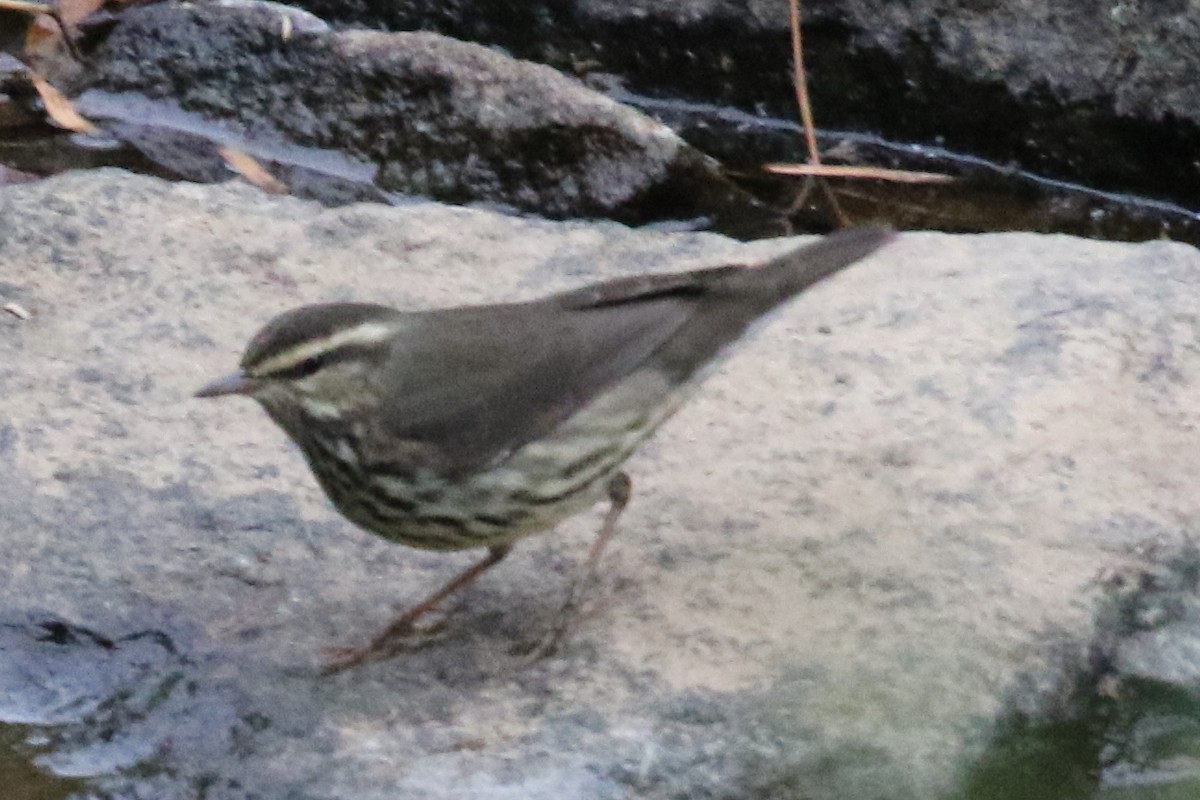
[276,354,327,380]
[299,356,324,375]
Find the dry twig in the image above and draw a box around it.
[786,0,848,225]
[779,0,952,224]
[765,163,955,184]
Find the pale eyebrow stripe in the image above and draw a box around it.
[250,321,394,376]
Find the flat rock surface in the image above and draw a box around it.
[1,170,1199,798]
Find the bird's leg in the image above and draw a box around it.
[322,543,512,674]
[522,471,632,661]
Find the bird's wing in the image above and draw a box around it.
[368,277,718,477]
[368,227,890,477]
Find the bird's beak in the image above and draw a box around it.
[194,370,258,398]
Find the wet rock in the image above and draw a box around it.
[289,0,1200,209]
[959,543,1200,796]
[2,170,1200,797]
[65,2,777,237]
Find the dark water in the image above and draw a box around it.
[0,723,87,800]
[1,88,1197,247]
[612,88,1200,247]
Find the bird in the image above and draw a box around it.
[195,226,892,672]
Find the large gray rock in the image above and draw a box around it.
[289,0,1200,208]
[1,170,1199,798]
[64,2,774,237]
[583,0,1200,121]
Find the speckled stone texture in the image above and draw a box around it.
[1,170,1199,798]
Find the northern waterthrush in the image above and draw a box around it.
[196,226,892,671]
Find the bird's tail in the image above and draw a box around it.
[649,226,893,385]
[731,226,894,304]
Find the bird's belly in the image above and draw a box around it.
[310,367,687,551]
[320,458,610,552]
[345,427,639,551]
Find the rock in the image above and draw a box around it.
[65,2,776,237]
[288,0,1200,209]
[2,169,1200,798]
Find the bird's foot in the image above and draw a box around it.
[320,617,447,675]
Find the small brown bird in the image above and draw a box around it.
[196,227,891,671]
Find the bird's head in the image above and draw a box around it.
[195,302,401,424]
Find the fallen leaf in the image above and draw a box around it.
[0,0,51,13]
[218,145,288,194]
[23,14,60,57]
[56,0,103,25]
[30,74,97,133]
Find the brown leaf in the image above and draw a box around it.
[0,0,51,13]
[55,0,103,25]
[19,0,99,65]
[23,14,61,58]
[29,74,97,132]
[218,145,288,195]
